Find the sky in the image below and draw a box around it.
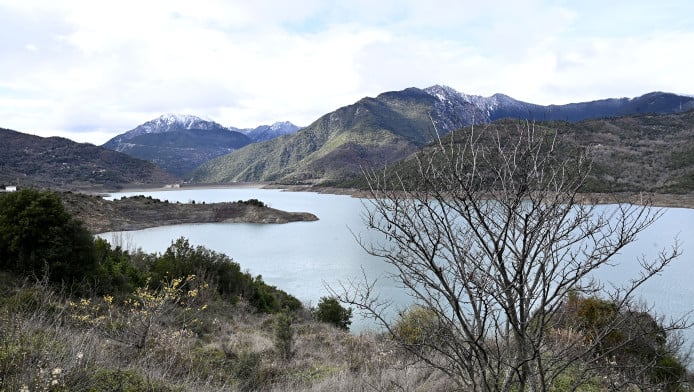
[1,0,693,145]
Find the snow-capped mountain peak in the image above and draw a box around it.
[103,114,230,147]
[104,114,302,148]
[159,113,206,126]
[425,85,500,112]
[240,121,302,142]
[148,114,224,132]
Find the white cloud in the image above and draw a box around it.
[0,0,692,144]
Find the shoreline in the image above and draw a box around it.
[112,183,694,210]
[114,182,271,193]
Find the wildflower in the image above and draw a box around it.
[20,385,30,392]
[76,351,84,360]
[51,367,62,376]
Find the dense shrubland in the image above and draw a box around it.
[0,189,690,391]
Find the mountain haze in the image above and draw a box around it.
[192,87,694,184]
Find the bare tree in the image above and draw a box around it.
[335,121,687,391]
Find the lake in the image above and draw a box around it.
[101,187,694,341]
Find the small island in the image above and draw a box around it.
[60,191,318,233]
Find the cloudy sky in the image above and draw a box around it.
[1,0,693,145]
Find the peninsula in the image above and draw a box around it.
[59,191,318,234]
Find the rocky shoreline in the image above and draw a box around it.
[118,182,694,209]
[60,191,318,234]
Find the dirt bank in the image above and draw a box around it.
[60,191,318,234]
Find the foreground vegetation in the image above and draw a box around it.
[0,189,691,391]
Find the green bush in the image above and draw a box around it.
[238,199,266,207]
[559,294,687,390]
[149,237,301,313]
[232,350,265,392]
[274,312,294,360]
[0,189,96,286]
[392,305,440,348]
[65,368,179,392]
[651,354,687,391]
[314,296,352,330]
[92,238,146,295]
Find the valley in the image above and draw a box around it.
[2,86,693,391]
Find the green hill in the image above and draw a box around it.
[190,88,457,184]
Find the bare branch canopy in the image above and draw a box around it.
[335,121,688,391]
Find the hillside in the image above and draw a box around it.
[566,110,694,193]
[191,88,472,184]
[105,128,251,176]
[377,110,694,194]
[103,114,253,176]
[103,115,302,175]
[0,127,175,190]
[191,87,694,185]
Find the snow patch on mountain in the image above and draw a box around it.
[425,85,520,114]
[239,121,302,142]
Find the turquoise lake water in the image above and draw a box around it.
[101,188,694,341]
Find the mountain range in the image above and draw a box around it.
[102,115,301,176]
[190,86,694,184]
[3,85,694,192]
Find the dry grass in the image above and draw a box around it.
[0,278,455,391]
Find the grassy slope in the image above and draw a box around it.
[191,90,440,184]
[336,111,694,193]
[0,272,453,392]
[560,110,694,193]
